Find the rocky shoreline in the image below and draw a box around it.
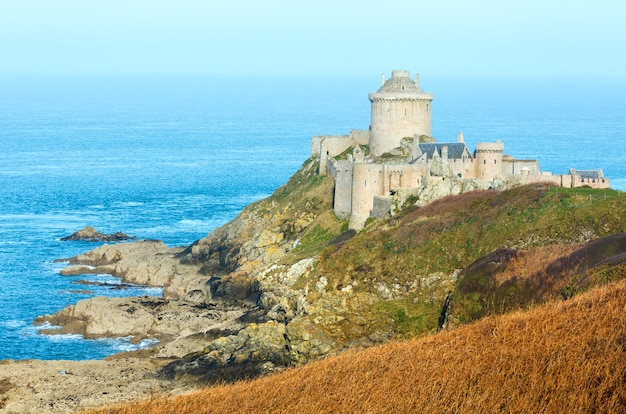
[0,160,405,413]
[1,235,289,412]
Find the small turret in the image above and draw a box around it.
[474,140,504,180]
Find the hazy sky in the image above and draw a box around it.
[1,0,624,77]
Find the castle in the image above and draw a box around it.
[311,70,610,229]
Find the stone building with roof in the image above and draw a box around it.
[311,70,610,229]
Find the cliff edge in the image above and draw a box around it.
[3,159,625,413]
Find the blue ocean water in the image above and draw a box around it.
[0,74,624,361]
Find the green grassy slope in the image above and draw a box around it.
[305,183,626,336]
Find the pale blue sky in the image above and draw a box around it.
[1,0,624,77]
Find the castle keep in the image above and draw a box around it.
[369,70,433,156]
[311,70,610,229]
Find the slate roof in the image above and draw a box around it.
[377,74,425,94]
[570,169,605,179]
[370,71,433,100]
[418,143,471,160]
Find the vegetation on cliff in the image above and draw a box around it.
[78,160,626,412]
[166,162,626,383]
[288,182,625,339]
[87,278,626,414]
[315,185,624,287]
[178,158,341,275]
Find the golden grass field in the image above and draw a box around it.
[88,278,626,414]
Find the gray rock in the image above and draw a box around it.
[61,226,136,242]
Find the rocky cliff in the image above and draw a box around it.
[5,159,626,413]
[34,158,397,391]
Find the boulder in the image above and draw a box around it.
[160,320,291,385]
[60,240,200,291]
[33,295,250,348]
[61,226,136,242]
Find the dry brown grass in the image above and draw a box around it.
[446,234,626,325]
[88,279,626,414]
[494,243,583,284]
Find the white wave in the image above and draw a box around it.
[87,274,123,284]
[21,323,85,342]
[45,260,74,274]
[62,264,97,271]
[113,201,144,207]
[177,219,210,227]
[46,333,84,342]
[24,321,60,332]
[0,240,29,246]
[0,319,26,329]
[0,213,83,223]
[26,328,158,353]
[105,337,160,352]
[137,287,163,296]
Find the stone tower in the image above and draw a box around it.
[368,70,434,156]
[474,141,504,180]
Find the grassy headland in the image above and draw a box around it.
[299,181,626,337]
[85,160,626,412]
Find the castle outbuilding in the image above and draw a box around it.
[311,70,610,229]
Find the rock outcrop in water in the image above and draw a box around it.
[60,226,136,242]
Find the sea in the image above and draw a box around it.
[1,74,625,361]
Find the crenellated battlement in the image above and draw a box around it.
[391,70,410,78]
[475,141,504,152]
[369,95,434,102]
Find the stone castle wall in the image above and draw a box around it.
[331,160,354,218]
[502,159,540,175]
[312,130,370,174]
[449,157,475,178]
